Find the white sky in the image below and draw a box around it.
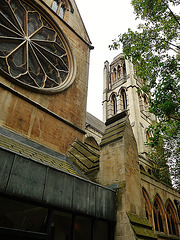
[75,0,139,121]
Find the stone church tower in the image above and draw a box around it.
[0,2,179,240]
[103,53,156,171]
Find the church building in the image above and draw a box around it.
[0,0,179,240]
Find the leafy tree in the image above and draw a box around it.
[110,0,180,189]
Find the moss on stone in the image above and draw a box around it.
[115,182,126,210]
[127,212,152,228]
[127,212,158,239]
[100,121,126,147]
[132,225,157,239]
[118,181,126,189]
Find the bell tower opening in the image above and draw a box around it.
[102,53,156,169]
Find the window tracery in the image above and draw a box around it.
[0,0,75,93]
[153,195,166,233]
[142,188,152,224]
[166,200,179,236]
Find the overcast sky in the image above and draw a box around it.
[75,0,139,121]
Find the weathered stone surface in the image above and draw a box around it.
[98,112,146,239]
[0,0,92,155]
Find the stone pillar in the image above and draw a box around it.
[103,61,109,122]
[97,111,146,240]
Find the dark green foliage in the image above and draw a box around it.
[109,0,180,189]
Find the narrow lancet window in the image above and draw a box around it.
[120,89,127,110]
[153,196,166,233]
[166,201,179,236]
[111,94,117,115]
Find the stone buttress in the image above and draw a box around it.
[97,111,157,240]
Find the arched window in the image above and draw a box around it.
[142,188,152,224]
[120,89,127,110]
[51,0,67,19]
[174,200,180,220]
[52,0,58,12]
[166,200,179,236]
[117,65,121,78]
[111,94,117,115]
[153,195,166,233]
[59,5,65,18]
[123,62,126,76]
[113,68,117,82]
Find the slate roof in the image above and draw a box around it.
[86,112,105,134]
[0,133,85,178]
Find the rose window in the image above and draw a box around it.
[0,0,75,92]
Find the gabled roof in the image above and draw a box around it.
[86,112,105,134]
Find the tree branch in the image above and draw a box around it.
[166,3,180,27]
[169,114,180,121]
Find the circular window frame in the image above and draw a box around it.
[0,0,76,94]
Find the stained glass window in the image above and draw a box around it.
[0,0,74,92]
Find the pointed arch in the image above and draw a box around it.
[117,65,121,78]
[153,194,167,233]
[142,188,153,224]
[112,68,117,83]
[123,62,126,76]
[119,88,127,111]
[110,93,117,115]
[166,199,179,236]
[85,137,99,149]
[174,200,180,220]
